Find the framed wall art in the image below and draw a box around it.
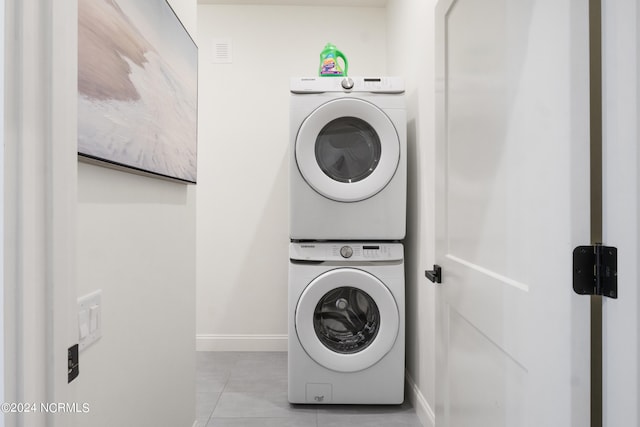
[78,0,198,183]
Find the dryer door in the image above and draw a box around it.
[295,98,400,202]
[295,268,399,373]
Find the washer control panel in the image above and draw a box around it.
[290,242,403,262]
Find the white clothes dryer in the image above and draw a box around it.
[288,241,405,404]
[289,77,406,240]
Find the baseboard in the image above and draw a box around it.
[196,334,288,352]
[405,371,435,427]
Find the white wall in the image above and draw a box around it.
[76,1,197,426]
[196,3,387,351]
[386,1,436,426]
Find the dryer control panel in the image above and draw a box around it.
[290,242,403,262]
[290,76,405,94]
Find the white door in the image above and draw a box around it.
[435,0,591,425]
[296,98,400,202]
[601,0,640,425]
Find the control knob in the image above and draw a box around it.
[341,77,354,90]
[340,245,353,259]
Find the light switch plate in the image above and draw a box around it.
[78,290,102,351]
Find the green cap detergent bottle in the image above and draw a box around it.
[319,43,348,77]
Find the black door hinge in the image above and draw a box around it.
[425,265,442,284]
[573,244,617,299]
[68,344,79,383]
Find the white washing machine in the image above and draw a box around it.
[289,77,406,240]
[288,241,405,404]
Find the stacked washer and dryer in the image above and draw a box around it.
[288,76,407,405]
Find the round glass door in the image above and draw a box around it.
[295,98,400,202]
[315,117,381,184]
[295,268,399,373]
[313,286,380,354]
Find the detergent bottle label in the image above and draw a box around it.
[321,56,341,75]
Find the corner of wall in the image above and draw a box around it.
[386,0,438,421]
[406,371,436,427]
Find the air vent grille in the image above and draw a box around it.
[212,38,232,64]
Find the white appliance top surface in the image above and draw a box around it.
[290,76,404,94]
[290,242,403,262]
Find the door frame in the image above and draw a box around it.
[4,1,78,426]
[0,0,4,424]
[601,0,640,426]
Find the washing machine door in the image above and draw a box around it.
[295,268,400,373]
[295,98,400,202]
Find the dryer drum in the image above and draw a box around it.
[315,117,381,184]
[313,286,380,354]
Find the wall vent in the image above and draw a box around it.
[212,38,232,64]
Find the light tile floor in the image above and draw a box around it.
[197,351,423,427]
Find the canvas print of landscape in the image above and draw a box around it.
[78,0,197,183]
